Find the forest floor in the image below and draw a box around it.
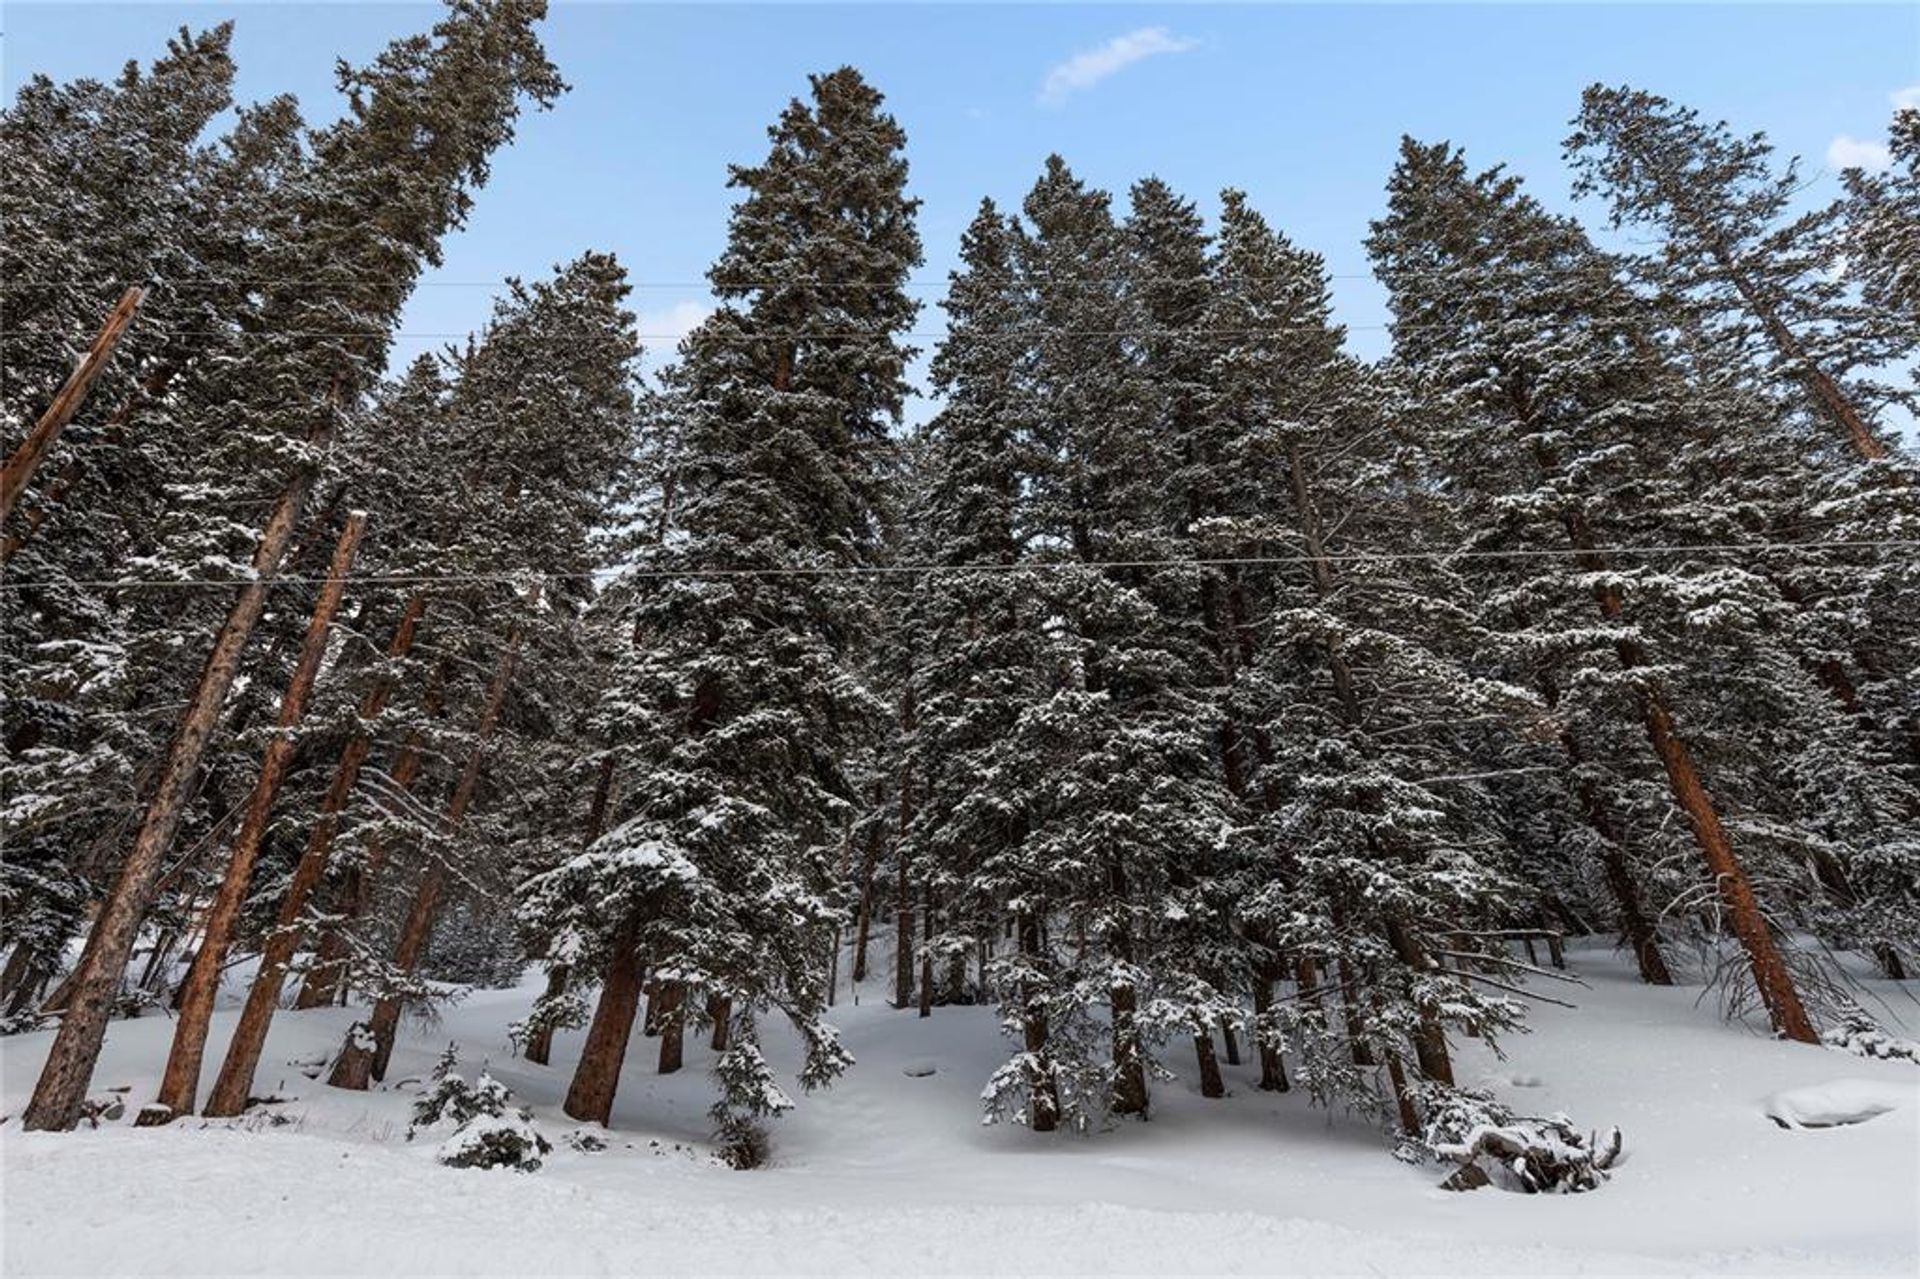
[3,939,1917,1276]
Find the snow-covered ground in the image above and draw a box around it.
[4,941,1917,1276]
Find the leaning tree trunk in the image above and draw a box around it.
[0,285,146,524]
[1561,508,1816,1043]
[146,514,366,1123]
[293,656,447,1012]
[22,431,329,1132]
[328,614,527,1091]
[202,593,430,1117]
[563,920,646,1125]
[527,754,617,1066]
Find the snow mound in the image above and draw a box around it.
[1764,1079,1913,1130]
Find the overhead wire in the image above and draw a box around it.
[6,538,1916,594]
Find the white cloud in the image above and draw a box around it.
[1039,27,1199,106]
[1892,84,1920,111]
[637,300,713,348]
[1827,133,1891,173]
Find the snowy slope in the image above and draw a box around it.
[4,941,1916,1276]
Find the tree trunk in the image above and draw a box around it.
[1722,262,1887,461]
[707,993,731,1052]
[1638,692,1816,1041]
[1218,1015,1241,1067]
[563,922,645,1125]
[849,818,884,984]
[1384,1049,1421,1138]
[893,691,917,1010]
[526,754,616,1066]
[1250,966,1289,1092]
[917,884,935,1019]
[328,613,528,1091]
[1193,1025,1224,1099]
[147,514,366,1122]
[1018,914,1059,1133]
[1384,916,1454,1087]
[655,980,685,1074]
[1107,859,1149,1119]
[22,433,327,1132]
[524,964,570,1067]
[0,285,146,523]
[0,944,34,1007]
[1561,509,1816,1042]
[3,364,177,564]
[292,652,445,1013]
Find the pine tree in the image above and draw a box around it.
[1368,137,1821,1042]
[319,252,640,1092]
[1566,84,1909,462]
[527,68,920,1143]
[908,199,1068,1129]
[20,0,565,1132]
[1838,107,1920,327]
[1012,158,1230,1121]
[1205,187,1530,1131]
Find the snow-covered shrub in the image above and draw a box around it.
[407,1044,550,1172]
[1820,1004,1920,1064]
[438,1111,550,1172]
[0,1010,46,1036]
[1415,1087,1621,1194]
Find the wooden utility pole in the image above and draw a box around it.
[1,285,147,523]
[22,422,331,1132]
[144,514,367,1123]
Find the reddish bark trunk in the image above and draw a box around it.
[1562,510,1816,1042]
[148,514,366,1122]
[563,923,646,1125]
[22,429,328,1132]
[1193,1026,1225,1099]
[655,980,685,1074]
[0,285,145,523]
[328,614,528,1090]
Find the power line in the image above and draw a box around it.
[4,274,1386,290]
[6,538,1914,593]
[7,327,1390,342]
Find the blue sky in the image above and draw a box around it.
[8,2,1917,422]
